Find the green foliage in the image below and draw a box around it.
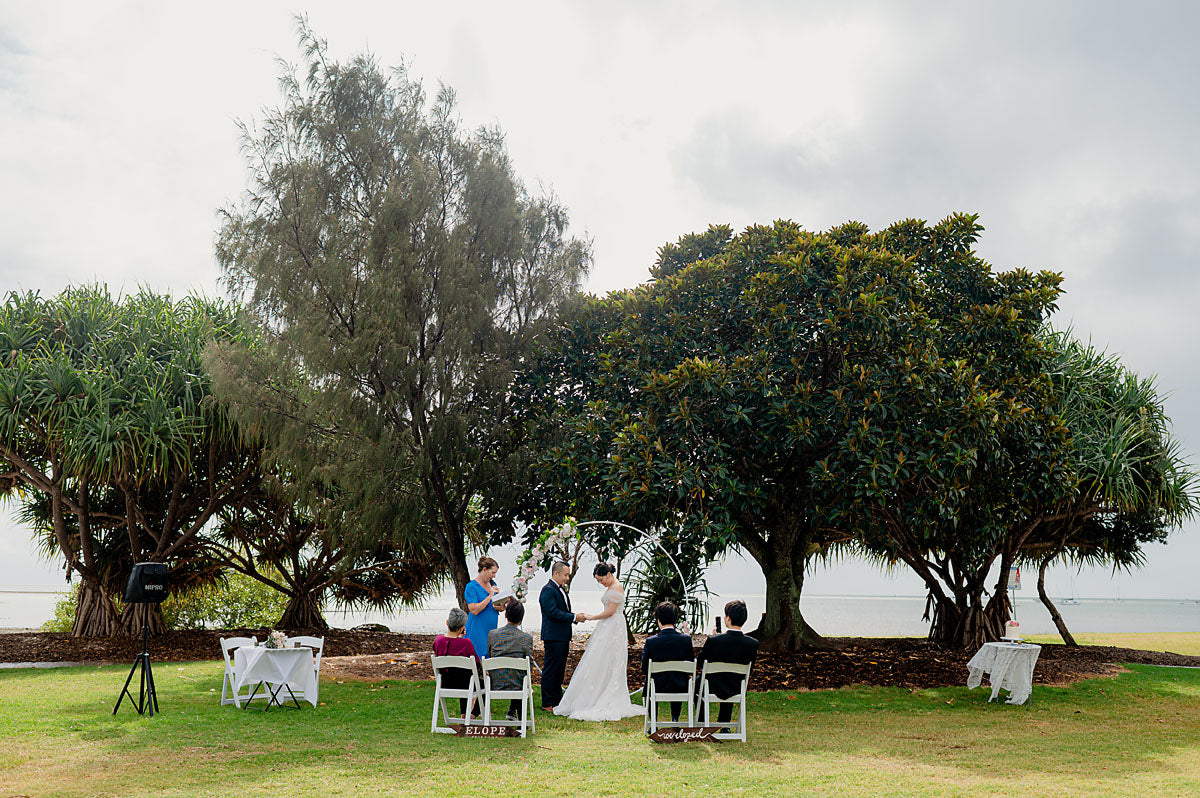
[622,546,711,634]
[0,286,259,636]
[41,573,290,631]
[1022,333,1198,574]
[160,571,291,629]
[209,20,590,608]
[503,213,1078,650]
[41,585,83,633]
[650,223,733,280]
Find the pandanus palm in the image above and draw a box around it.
[0,287,259,635]
[1021,333,1198,644]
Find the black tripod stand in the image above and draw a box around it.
[113,625,158,716]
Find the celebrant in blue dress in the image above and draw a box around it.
[464,556,501,658]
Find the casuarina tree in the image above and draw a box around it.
[209,21,590,606]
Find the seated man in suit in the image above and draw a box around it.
[696,599,759,727]
[487,601,536,720]
[640,601,695,722]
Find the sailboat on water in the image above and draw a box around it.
[1061,573,1080,605]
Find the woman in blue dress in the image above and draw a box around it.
[464,556,500,658]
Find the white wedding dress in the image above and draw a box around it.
[553,587,644,721]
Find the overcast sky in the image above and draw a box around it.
[2,2,1197,601]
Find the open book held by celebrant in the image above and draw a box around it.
[492,589,513,610]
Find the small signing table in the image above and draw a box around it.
[234,646,318,709]
[966,641,1041,706]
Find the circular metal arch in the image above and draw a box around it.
[574,520,689,595]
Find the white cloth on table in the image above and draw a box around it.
[966,641,1041,705]
[234,646,318,707]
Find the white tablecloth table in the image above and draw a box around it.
[233,646,318,708]
[966,641,1041,705]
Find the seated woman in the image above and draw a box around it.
[433,607,481,717]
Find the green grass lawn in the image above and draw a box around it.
[2,660,1200,797]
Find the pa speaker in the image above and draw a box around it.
[123,562,169,604]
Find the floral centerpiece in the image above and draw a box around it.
[511,517,581,601]
[264,629,288,649]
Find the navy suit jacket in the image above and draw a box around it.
[539,580,575,642]
[696,630,758,699]
[641,626,695,697]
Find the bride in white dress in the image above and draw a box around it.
[553,563,644,721]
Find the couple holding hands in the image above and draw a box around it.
[539,560,643,720]
[440,555,638,721]
[541,560,759,724]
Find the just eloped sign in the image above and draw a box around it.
[648,727,724,743]
[451,724,520,738]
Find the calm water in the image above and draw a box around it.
[6,588,1198,636]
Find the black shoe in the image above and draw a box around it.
[505,711,520,721]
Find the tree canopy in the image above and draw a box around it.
[502,218,962,649]
[1023,333,1198,644]
[498,214,1183,650]
[0,287,260,635]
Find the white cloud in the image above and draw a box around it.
[1,1,1196,603]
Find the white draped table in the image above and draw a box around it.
[233,646,318,708]
[966,641,1041,705]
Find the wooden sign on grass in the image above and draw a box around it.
[451,724,520,738]
[648,727,724,743]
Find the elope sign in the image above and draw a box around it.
[648,727,723,743]
[452,724,519,738]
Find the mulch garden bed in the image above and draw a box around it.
[4,628,1197,691]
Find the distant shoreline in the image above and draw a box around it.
[4,589,1200,601]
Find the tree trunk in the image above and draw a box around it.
[435,512,472,612]
[1037,554,1077,646]
[747,540,824,652]
[72,580,121,637]
[925,591,1006,649]
[120,602,167,637]
[278,589,329,630]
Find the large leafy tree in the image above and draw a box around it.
[830,218,1072,648]
[0,287,260,635]
[503,220,960,650]
[502,215,1078,651]
[209,22,590,604]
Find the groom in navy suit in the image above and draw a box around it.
[539,561,584,711]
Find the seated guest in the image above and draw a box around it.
[640,601,695,722]
[695,600,759,726]
[487,601,535,720]
[433,607,481,717]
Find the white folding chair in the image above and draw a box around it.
[219,636,258,707]
[644,660,696,735]
[698,661,752,742]
[431,655,482,734]
[285,635,325,703]
[482,656,536,738]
